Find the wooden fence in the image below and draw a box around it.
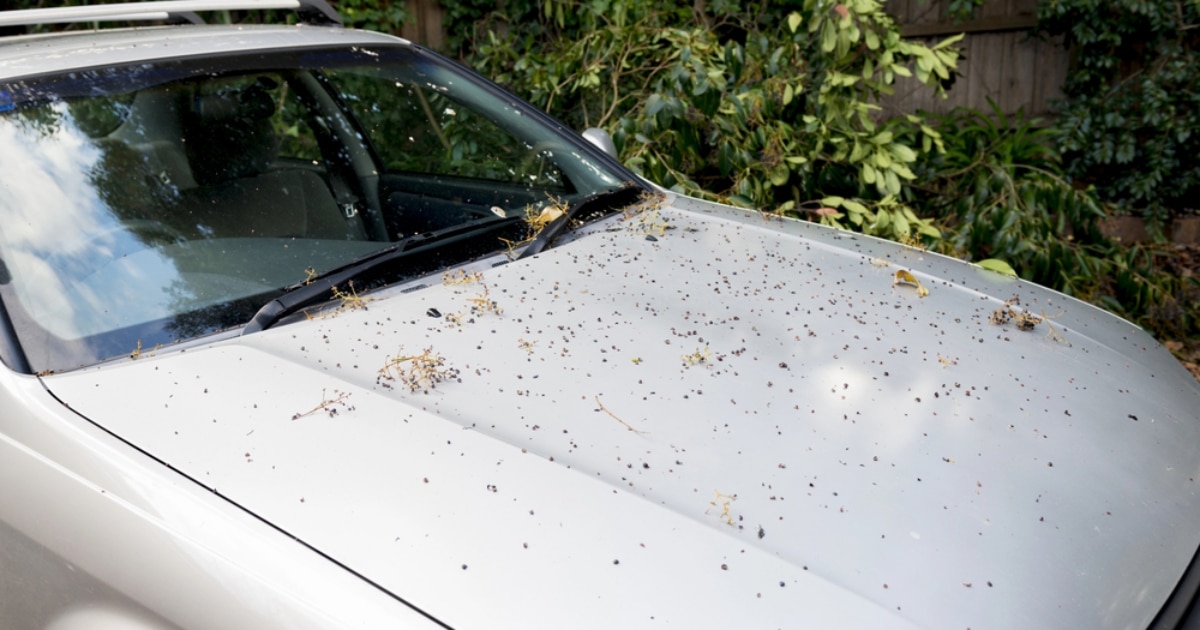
[396,0,1071,120]
[399,0,445,50]
[881,0,1069,119]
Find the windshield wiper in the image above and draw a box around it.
[516,184,644,260]
[243,185,642,335]
[242,215,519,334]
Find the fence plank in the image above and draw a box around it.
[399,0,1068,121]
[879,0,1066,120]
[401,0,444,48]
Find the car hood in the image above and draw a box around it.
[44,195,1200,629]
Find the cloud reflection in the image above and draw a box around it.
[0,104,177,339]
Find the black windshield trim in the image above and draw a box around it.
[517,184,645,260]
[0,283,31,374]
[1149,537,1200,629]
[242,215,523,334]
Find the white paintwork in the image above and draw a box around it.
[0,367,440,628]
[0,1,307,27]
[43,197,1200,629]
[0,26,407,81]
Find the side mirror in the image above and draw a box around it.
[581,127,617,159]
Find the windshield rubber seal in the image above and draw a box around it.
[0,284,31,374]
[1149,536,1200,629]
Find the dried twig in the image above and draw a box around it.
[594,395,646,434]
[292,389,354,420]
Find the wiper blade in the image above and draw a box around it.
[242,215,518,335]
[517,184,644,260]
[241,262,370,336]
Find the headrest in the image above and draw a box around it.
[185,77,280,185]
[193,79,277,123]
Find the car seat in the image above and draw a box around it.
[176,77,365,240]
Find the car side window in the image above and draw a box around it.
[329,72,566,189]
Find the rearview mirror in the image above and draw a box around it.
[581,127,617,159]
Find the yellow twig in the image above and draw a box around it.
[595,395,646,434]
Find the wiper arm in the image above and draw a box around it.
[517,184,644,260]
[242,215,518,334]
[241,261,371,336]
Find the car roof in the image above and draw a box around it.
[0,21,408,82]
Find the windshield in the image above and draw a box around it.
[0,46,630,373]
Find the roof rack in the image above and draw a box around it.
[0,0,342,28]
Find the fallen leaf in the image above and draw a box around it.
[893,269,929,297]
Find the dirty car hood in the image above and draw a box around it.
[45,196,1200,629]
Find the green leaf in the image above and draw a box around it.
[862,162,878,184]
[820,22,836,53]
[645,94,665,117]
[768,163,790,186]
[843,199,869,215]
[976,259,1018,277]
[933,33,965,50]
[718,142,734,176]
[884,169,901,195]
[849,142,866,162]
[890,143,916,163]
[787,12,803,33]
[890,163,916,180]
[917,222,941,238]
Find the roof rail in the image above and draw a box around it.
[0,0,342,28]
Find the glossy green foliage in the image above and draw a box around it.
[1037,0,1200,231]
[945,0,984,23]
[329,0,409,32]
[910,102,1199,338]
[454,0,959,243]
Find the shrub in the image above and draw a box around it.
[1036,0,1200,232]
[908,102,1200,339]
[458,0,961,243]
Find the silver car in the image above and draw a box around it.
[1,2,1198,628]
